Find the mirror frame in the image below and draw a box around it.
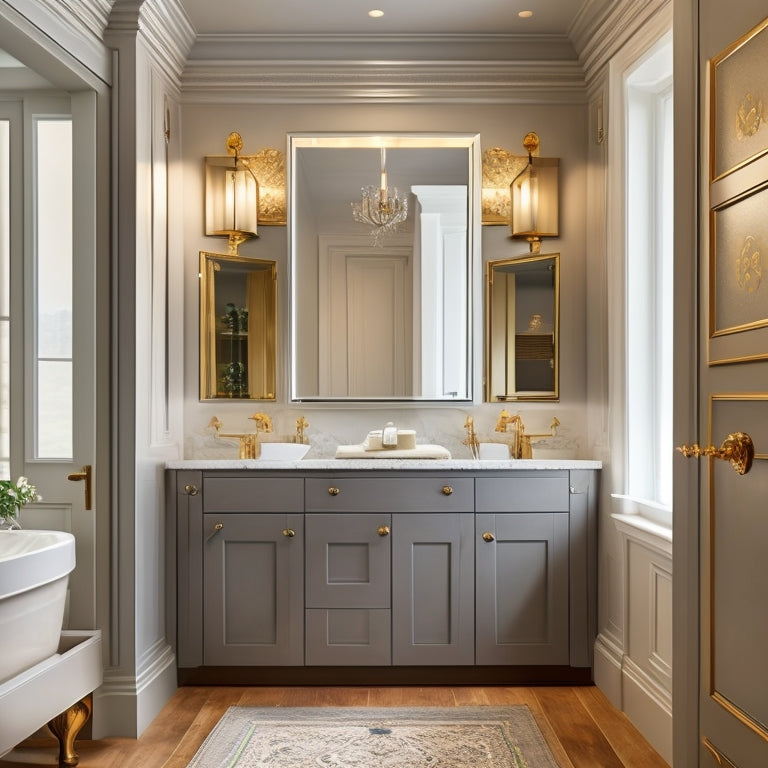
[485,252,560,402]
[199,251,277,401]
[288,132,482,404]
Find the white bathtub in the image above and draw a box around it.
[0,529,76,684]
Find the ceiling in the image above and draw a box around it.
[176,0,588,37]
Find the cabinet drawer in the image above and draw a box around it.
[203,476,304,512]
[475,474,569,512]
[305,477,473,512]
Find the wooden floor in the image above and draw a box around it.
[1,685,670,768]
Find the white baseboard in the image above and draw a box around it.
[594,633,672,766]
[91,643,177,738]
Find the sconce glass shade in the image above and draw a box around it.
[205,156,259,254]
[510,156,559,251]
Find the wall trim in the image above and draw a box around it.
[180,59,587,105]
[92,641,176,739]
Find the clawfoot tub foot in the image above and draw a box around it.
[47,693,92,766]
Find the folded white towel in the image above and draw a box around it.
[335,444,451,460]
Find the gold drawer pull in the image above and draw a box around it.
[442,485,453,496]
[184,484,199,496]
[282,528,296,538]
[206,522,224,543]
[328,487,340,496]
[482,531,495,543]
[677,431,754,475]
[377,525,390,537]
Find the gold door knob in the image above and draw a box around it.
[377,525,390,537]
[678,431,754,475]
[482,531,495,542]
[328,487,340,496]
[282,528,296,538]
[442,485,453,495]
[183,484,199,496]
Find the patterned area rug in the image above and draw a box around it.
[186,706,562,767]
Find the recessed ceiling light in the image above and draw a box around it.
[518,10,534,18]
[369,9,384,18]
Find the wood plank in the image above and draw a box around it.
[575,686,669,768]
[534,687,626,768]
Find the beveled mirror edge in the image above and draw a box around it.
[287,132,483,405]
[199,250,278,402]
[485,252,560,403]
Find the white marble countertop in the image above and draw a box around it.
[166,458,602,471]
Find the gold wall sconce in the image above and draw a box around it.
[205,132,259,255]
[510,132,559,253]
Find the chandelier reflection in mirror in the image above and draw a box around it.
[351,148,408,245]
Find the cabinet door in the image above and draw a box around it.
[203,513,304,665]
[476,513,569,665]
[305,514,391,665]
[392,513,474,665]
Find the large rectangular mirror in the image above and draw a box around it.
[289,133,481,402]
[200,251,277,400]
[486,253,559,401]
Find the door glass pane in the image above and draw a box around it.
[0,119,8,478]
[35,119,72,459]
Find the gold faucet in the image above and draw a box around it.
[493,411,560,459]
[462,416,480,459]
[295,416,309,445]
[210,414,272,459]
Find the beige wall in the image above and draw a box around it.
[180,101,589,455]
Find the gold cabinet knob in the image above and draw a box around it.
[328,487,340,496]
[377,525,390,537]
[282,528,296,538]
[184,484,199,496]
[442,485,453,496]
[677,431,754,475]
[205,522,224,543]
[482,531,495,543]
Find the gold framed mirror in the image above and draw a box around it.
[199,251,277,400]
[486,253,559,401]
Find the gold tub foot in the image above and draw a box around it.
[47,693,93,766]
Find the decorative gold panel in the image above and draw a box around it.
[710,15,768,181]
[481,146,528,225]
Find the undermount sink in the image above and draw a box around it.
[258,442,311,460]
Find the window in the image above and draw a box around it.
[623,37,674,516]
[33,118,73,459]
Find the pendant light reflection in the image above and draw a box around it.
[510,132,559,253]
[205,132,259,255]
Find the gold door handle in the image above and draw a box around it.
[282,528,296,538]
[377,525,390,537]
[205,522,224,543]
[328,487,340,496]
[678,431,754,475]
[482,531,495,542]
[67,465,92,510]
[442,485,453,496]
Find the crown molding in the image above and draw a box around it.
[181,58,587,105]
[570,0,672,86]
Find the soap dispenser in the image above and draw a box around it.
[382,421,398,448]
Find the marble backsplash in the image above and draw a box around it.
[184,404,582,461]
